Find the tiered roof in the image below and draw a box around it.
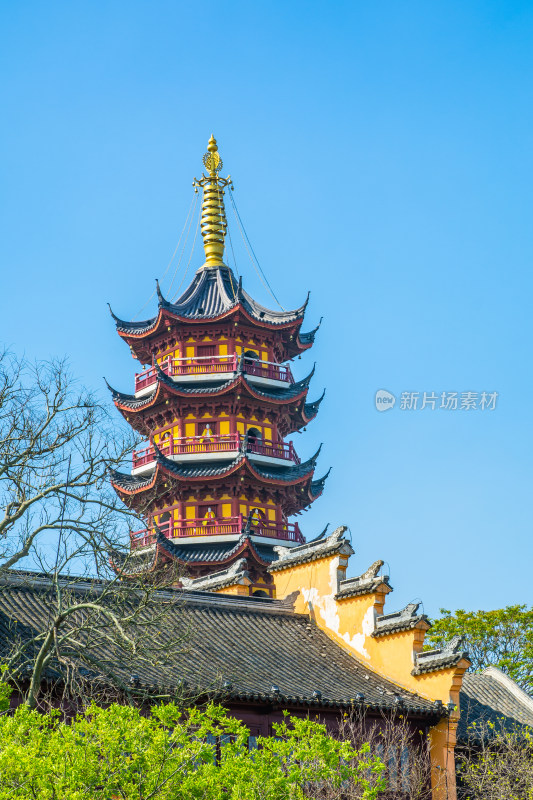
[110,266,320,362]
[111,447,328,516]
[111,532,278,578]
[107,366,324,437]
[107,135,326,575]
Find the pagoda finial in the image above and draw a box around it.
[193,135,233,268]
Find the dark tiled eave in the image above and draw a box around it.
[0,572,441,717]
[373,616,430,637]
[106,368,318,413]
[270,526,352,572]
[458,668,533,740]
[110,448,324,494]
[110,266,310,337]
[335,580,390,600]
[412,653,466,675]
[412,636,470,676]
[157,534,277,566]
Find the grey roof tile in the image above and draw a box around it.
[412,635,468,675]
[270,526,353,572]
[158,534,279,565]
[337,560,392,600]
[459,667,533,740]
[373,602,430,637]
[110,447,322,493]
[105,369,316,412]
[111,266,308,334]
[0,572,438,715]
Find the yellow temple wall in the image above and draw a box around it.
[271,545,468,800]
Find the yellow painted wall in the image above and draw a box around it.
[215,584,250,596]
[270,548,469,800]
[272,554,465,705]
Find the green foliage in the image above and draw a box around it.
[0,667,11,713]
[0,673,385,800]
[459,720,533,799]
[427,605,533,693]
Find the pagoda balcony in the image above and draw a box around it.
[130,514,304,549]
[131,433,300,474]
[134,355,294,396]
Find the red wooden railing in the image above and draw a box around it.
[132,434,300,470]
[242,357,294,383]
[134,354,293,393]
[170,354,238,377]
[130,515,304,549]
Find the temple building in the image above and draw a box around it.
[100,136,482,799]
[0,137,529,800]
[107,135,326,595]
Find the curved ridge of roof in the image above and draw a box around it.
[153,447,246,479]
[299,317,323,346]
[246,446,321,483]
[108,303,159,335]
[104,379,158,410]
[135,266,308,326]
[304,388,326,418]
[239,286,309,325]
[109,468,155,492]
[310,468,331,498]
[109,265,310,338]
[159,265,240,318]
[153,444,318,484]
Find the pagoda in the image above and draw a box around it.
[107,136,327,596]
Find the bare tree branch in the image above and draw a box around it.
[0,350,191,708]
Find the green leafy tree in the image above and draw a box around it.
[427,605,533,693]
[0,679,386,800]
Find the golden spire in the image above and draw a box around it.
[193,135,233,268]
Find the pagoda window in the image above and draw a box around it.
[197,421,217,439]
[250,507,265,524]
[197,344,216,358]
[199,504,217,523]
[243,349,259,361]
[247,427,262,445]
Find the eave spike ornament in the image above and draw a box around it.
[193,135,233,268]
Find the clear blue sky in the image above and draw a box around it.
[1,1,532,616]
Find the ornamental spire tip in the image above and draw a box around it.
[193,135,232,268]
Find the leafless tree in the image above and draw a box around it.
[0,350,189,709]
[456,718,533,799]
[307,708,440,799]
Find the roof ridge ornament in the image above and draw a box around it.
[193,135,233,269]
